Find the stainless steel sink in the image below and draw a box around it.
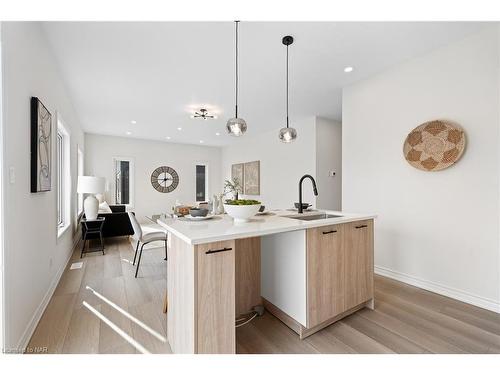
[285,213,343,221]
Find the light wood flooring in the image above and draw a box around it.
[28,237,170,354]
[28,237,500,354]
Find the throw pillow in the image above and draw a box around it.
[98,201,113,213]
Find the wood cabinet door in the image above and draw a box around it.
[235,237,261,317]
[306,224,345,328]
[344,220,374,310]
[196,240,235,354]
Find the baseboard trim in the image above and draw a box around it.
[374,265,500,313]
[16,236,79,352]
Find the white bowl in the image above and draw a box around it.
[224,203,261,223]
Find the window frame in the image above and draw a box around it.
[57,132,63,227]
[112,156,135,209]
[76,146,84,217]
[56,115,71,238]
[195,163,209,202]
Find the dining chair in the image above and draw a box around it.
[128,212,167,278]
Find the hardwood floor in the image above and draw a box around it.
[28,237,170,354]
[28,237,500,354]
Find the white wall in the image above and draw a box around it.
[0,21,4,350]
[342,27,500,311]
[1,22,86,349]
[221,117,317,210]
[316,117,342,210]
[85,134,222,221]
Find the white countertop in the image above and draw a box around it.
[157,209,376,245]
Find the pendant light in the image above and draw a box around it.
[226,21,247,137]
[279,35,297,143]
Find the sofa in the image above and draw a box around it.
[82,204,134,239]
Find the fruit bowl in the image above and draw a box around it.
[224,200,261,223]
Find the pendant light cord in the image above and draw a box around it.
[286,43,289,128]
[235,20,239,118]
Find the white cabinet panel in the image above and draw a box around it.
[261,230,307,326]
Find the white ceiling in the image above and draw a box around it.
[42,22,486,146]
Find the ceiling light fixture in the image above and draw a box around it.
[191,108,217,120]
[278,35,297,143]
[199,140,204,144]
[126,131,132,135]
[166,136,171,140]
[131,120,137,124]
[344,66,354,73]
[226,21,247,137]
[215,132,220,136]
[177,127,182,131]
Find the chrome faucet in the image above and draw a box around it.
[298,174,318,213]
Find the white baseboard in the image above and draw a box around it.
[16,236,79,352]
[375,265,500,313]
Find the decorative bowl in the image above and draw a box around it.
[224,203,261,223]
[189,208,209,217]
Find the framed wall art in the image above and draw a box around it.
[243,160,260,195]
[231,163,244,188]
[30,97,52,192]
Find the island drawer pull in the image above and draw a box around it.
[205,247,233,255]
[322,230,337,235]
[355,225,368,229]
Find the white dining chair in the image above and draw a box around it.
[128,212,167,278]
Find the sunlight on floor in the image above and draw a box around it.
[85,285,167,343]
[83,301,151,354]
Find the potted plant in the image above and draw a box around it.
[224,178,242,200]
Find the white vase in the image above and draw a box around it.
[218,194,225,214]
[84,195,99,220]
[212,195,219,215]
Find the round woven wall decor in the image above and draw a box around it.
[403,120,465,171]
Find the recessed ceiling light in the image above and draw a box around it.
[199,140,204,144]
[126,131,132,135]
[166,136,171,140]
[215,132,220,136]
[131,120,137,124]
[344,66,354,73]
[177,127,182,131]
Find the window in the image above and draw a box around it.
[196,164,208,202]
[77,146,84,215]
[115,160,130,204]
[57,118,71,236]
[57,132,64,226]
[113,157,134,207]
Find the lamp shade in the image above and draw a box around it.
[77,176,105,194]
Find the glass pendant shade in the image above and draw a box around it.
[226,117,247,136]
[279,126,297,143]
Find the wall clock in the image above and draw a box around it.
[151,166,179,193]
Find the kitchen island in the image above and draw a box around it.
[157,209,376,354]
